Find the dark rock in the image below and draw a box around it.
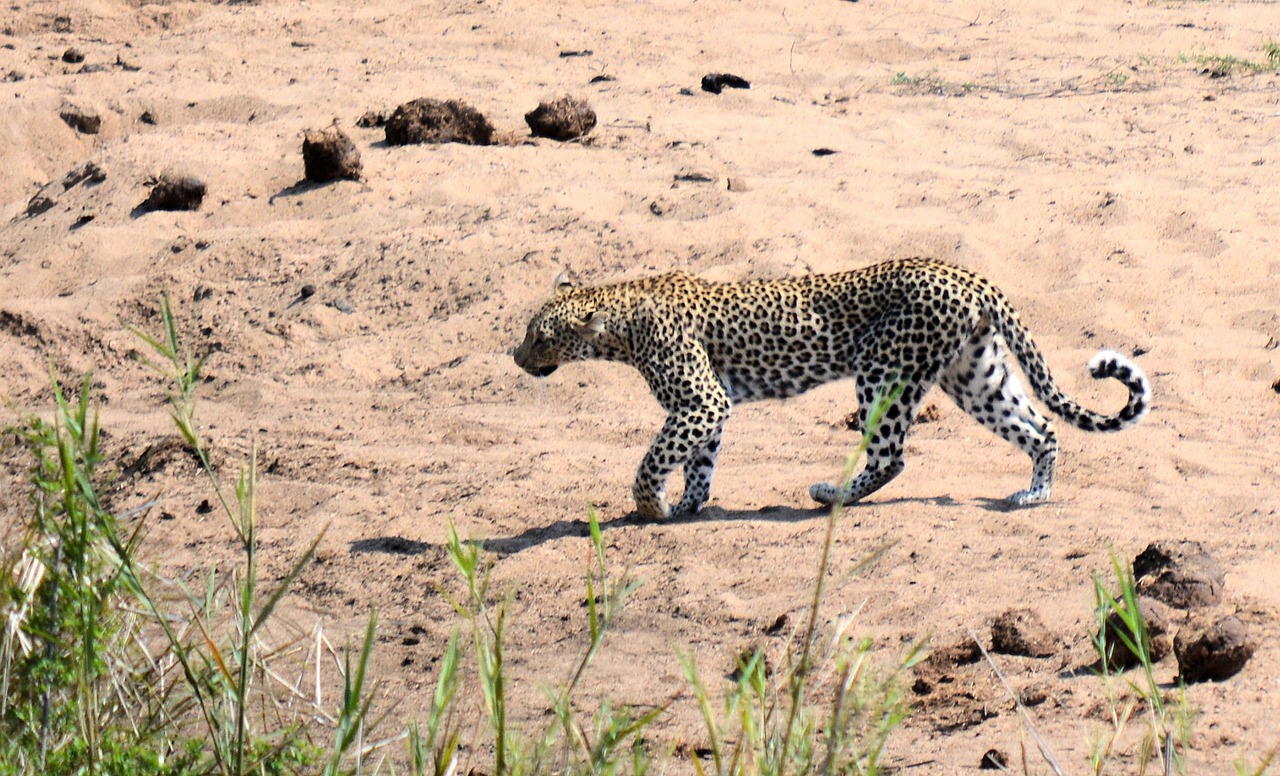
[138,175,205,213]
[25,192,56,218]
[701,73,751,94]
[524,95,596,141]
[1099,596,1172,670]
[302,126,362,182]
[1133,540,1225,609]
[1175,613,1255,683]
[990,608,1057,658]
[980,749,1008,769]
[384,98,494,146]
[140,110,157,125]
[61,47,84,63]
[60,105,101,134]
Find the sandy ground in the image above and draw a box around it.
[2,0,1280,771]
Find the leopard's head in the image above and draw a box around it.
[514,275,609,378]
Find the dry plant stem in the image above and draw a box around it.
[1237,748,1278,776]
[969,626,1068,776]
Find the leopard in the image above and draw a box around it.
[514,257,1150,520]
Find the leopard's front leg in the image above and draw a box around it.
[633,401,730,520]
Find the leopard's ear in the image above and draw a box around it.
[571,310,606,338]
[553,271,576,294]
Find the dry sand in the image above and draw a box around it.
[2,0,1279,771]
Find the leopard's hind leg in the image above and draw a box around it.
[939,323,1058,505]
[809,369,933,507]
[809,302,966,508]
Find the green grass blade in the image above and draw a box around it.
[249,523,330,641]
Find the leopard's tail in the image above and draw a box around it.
[985,290,1151,433]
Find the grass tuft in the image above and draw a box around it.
[979,549,1210,776]
[0,296,391,774]
[889,71,979,97]
[1264,40,1280,70]
[436,508,664,776]
[1178,50,1265,76]
[680,382,922,776]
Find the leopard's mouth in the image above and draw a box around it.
[530,364,558,377]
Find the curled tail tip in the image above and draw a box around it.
[1087,349,1151,429]
[1088,349,1145,381]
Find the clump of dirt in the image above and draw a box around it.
[911,637,999,732]
[384,98,494,146]
[137,174,206,213]
[990,608,1057,658]
[524,96,596,141]
[843,402,942,432]
[1098,596,1172,670]
[1133,540,1225,609]
[1092,541,1256,682]
[25,192,56,217]
[25,162,108,219]
[980,749,1009,769]
[915,403,943,423]
[355,110,386,128]
[60,104,101,134]
[63,162,106,189]
[302,126,362,182]
[1175,612,1256,683]
[701,72,751,93]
